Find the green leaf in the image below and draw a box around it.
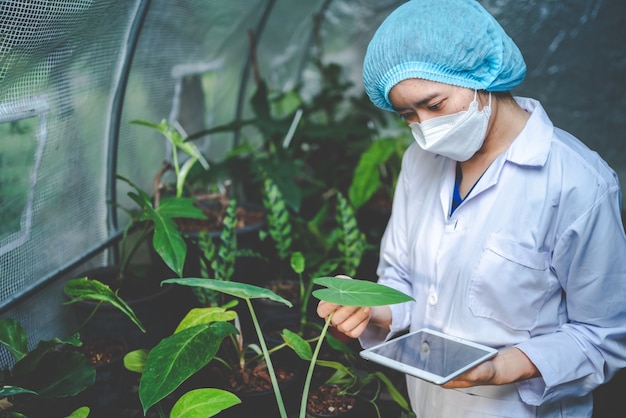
[174,307,237,334]
[11,333,82,378]
[281,329,312,360]
[0,318,28,361]
[157,197,206,219]
[124,349,149,374]
[348,139,396,209]
[152,215,187,277]
[290,252,305,275]
[163,278,293,307]
[64,406,91,418]
[15,351,96,398]
[0,385,37,397]
[139,322,238,413]
[312,277,414,306]
[373,371,413,412]
[63,278,146,332]
[169,388,241,418]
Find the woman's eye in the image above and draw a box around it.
[428,102,442,111]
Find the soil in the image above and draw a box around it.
[72,338,126,366]
[221,362,295,394]
[306,385,357,417]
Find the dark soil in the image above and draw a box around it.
[72,338,126,367]
[306,385,357,416]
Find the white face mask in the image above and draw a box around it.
[409,91,492,161]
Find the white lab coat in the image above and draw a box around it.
[360,97,626,417]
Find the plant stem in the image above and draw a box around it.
[299,312,333,418]
[246,298,288,418]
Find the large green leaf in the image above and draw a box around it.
[152,214,187,277]
[11,333,82,378]
[0,318,28,361]
[14,351,96,398]
[312,277,414,306]
[63,278,146,332]
[162,278,293,307]
[169,388,241,418]
[139,321,238,413]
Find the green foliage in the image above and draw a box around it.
[348,135,409,210]
[138,321,238,413]
[159,276,414,418]
[312,276,414,307]
[0,319,96,415]
[64,407,90,418]
[117,174,205,278]
[295,277,414,417]
[63,277,146,332]
[130,119,209,199]
[169,388,241,418]
[334,192,366,277]
[261,176,293,262]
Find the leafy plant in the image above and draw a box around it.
[348,134,409,211]
[161,275,414,418]
[63,276,146,333]
[0,319,96,417]
[123,281,293,417]
[130,119,209,202]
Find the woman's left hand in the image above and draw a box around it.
[442,347,540,389]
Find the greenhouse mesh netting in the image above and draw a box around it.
[1,0,625,363]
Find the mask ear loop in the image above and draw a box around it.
[475,90,492,110]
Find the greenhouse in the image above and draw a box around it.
[0,0,625,417]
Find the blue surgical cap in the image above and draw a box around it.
[363,0,526,112]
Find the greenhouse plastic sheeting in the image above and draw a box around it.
[0,0,625,351]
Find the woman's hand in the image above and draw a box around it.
[317,275,393,339]
[316,300,374,339]
[442,347,540,389]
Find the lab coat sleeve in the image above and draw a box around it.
[360,145,416,349]
[515,187,626,405]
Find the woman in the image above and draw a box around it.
[317,0,626,416]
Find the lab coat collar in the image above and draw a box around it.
[505,97,554,168]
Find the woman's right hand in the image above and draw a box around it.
[317,301,392,339]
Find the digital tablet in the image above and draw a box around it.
[359,328,498,385]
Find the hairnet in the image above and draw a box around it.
[363,0,526,111]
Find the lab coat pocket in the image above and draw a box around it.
[469,233,551,331]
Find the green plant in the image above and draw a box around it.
[63,276,146,333]
[130,119,209,203]
[123,282,293,417]
[0,319,96,417]
[161,275,414,418]
[288,277,415,418]
[348,133,410,211]
[110,118,210,283]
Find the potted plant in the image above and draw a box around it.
[0,318,96,418]
[133,118,268,282]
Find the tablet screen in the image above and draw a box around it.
[360,328,497,385]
